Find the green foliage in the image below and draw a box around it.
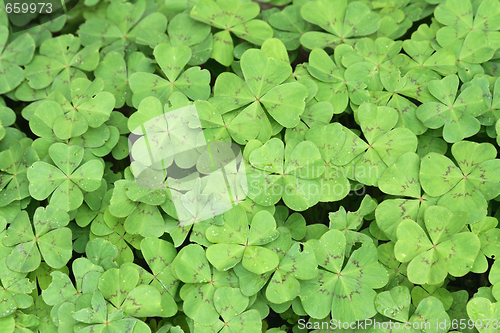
[0,0,500,332]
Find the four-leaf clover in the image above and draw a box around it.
[27,143,104,212]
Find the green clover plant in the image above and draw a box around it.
[1,0,500,331]
[190,0,273,66]
[395,205,480,285]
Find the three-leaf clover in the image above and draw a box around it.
[27,143,104,212]
[0,275,35,319]
[88,203,143,266]
[3,206,71,273]
[395,205,480,285]
[129,43,211,107]
[304,123,351,202]
[341,37,404,92]
[190,0,273,66]
[401,40,457,76]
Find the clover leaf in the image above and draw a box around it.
[374,286,411,322]
[72,290,152,332]
[373,293,450,333]
[416,74,488,143]
[212,46,308,138]
[435,0,500,47]
[205,206,280,274]
[446,290,475,332]
[265,242,318,304]
[332,103,418,186]
[411,283,453,311]
[371,0,415,40]
[0,272,35,319]
[466,297,500,333]
[489,259,500,302]
[171,244,239,325]
[470,217,500,274]
[197,99,260,144]
[0,26,35,94]
[167,13,213,66]
[97,264,163,318]
[23,34,100,97]
[26,78,115,142]
[376,152,438,241]
[192,287,261,333]
[140,238,179,318]
[27,143,104,212]
[232,226,292,297]
[0,139,37,207]
[401,40,457,76]
[88,205,142,266]
[299,229,388,321]
[108,179,165,238]
[247,138,325,211]
[395,205,480,285]
[377,242,411,291]
[273,206,306,241]
[267,4,312,51]
[190,0,273,66]
[304,123,351,202]
[420,141,500,223]
[0,99,15,141]
[342,37,404,92]
[95,51,155,109]
[77,0,168,56]
[299,0,380,50]
[378,152,420,199]
[306,48,369,114]
[129,43,210,107]
[49,77,116,140]
[3,206,71,273]
[84,237,120,271]
[328,194,377,254]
